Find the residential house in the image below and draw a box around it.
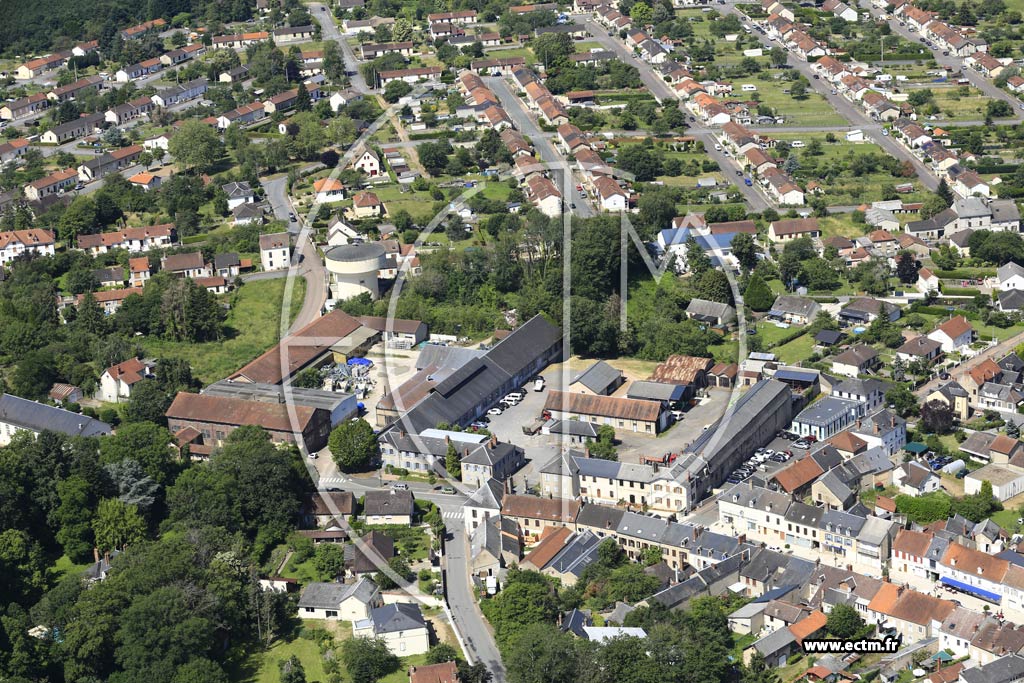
[0,229,56,266]
[161,251,211,279]
[830,345,879,378]
[297,577,382,620]
[260,232,291,271]
[927,316,974,353]
[352,603,430,656]
[363,489,415,525]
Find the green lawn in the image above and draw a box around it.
[51,554,90,581]
[754,320,798,347]
[239,636,329,683]
[142,278,305,385]
[929,87,996,122]
[773,332,817,365]
[749,80,839,128]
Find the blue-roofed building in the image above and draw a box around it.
[791,396,861,441]
[772,367,820,396]
[657,227,691,252]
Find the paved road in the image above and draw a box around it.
[443,514,507,679]
[571,15,771,211]
[309,1,369,92]
[854,0,1024,124]
[725,6,942,192]
[916,328,1024,399]
[311,462,507,678]
[261,174,329,333]
[487,76,595,218]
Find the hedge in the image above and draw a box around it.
[767,327,809,349]
[933,268,996,278]
[940,287,982,297]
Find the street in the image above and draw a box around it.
[261,174,329,333]
[486,76,596,217]
[570,14,772,211]
[308,2,369,93]
[719,4,944,192]
[854,0,1024,125]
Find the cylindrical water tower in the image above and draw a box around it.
[324,243,387,300]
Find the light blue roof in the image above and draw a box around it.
[696,233,737,251]
[658,228,691,247]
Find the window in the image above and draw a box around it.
[326,610,337,618]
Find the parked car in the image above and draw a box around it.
[488,407,503,415]
[391,482,410,490]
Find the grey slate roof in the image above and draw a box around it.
[368,602,426,634]
[686,298,736,324]
[574,502,625,532]
[626,380,686,402]
[546,530,601,576]
[0,393,112,438]
[464,478,505,510]
[363,490,415,516]
[752,625,797,656]
[570,360,623,394]
[999,289,1024,312]
[960,654,1024,683]
[298,577,378,609]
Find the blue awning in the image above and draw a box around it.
[941,576,1002,603]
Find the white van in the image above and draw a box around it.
[505,392,524,401]
[741,84,758,92]
[791,140,805,148]
[533,378,545,392]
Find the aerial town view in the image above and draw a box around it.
[6,0,1024,681]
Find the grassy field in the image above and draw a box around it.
[928,86,995,122]
[142,278,305,385]
[754,320,798,347]
[773,332,816,364]
[750,79,840,128]
[244,637,329,683]
[51,554,90,581]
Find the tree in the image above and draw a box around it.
[919,193,949,220]
[731,232,758,272]
[590,424,618,460]
[896,251,919,284]
[53,476,96,562]
[886,385,919,417]
[92,498,147,552]
[328,418,379,472]
[417,140,451,176]
[312,543,345,580]
[744,273,775,311]
[445,441,462,479]
[426,643,460,665]
[375,556,412,590]
[342,637,400,683]
[383,79,412,103]
[826,603,865,639]
[741,652,780,683]
[168,120,224,173]
[279,655,306,683]
[532,32,574,67]
[295,82,311,112]
[629,1,653,24]
[937,177,954,206]
[122,379,172,426]
[921,399,955,434]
